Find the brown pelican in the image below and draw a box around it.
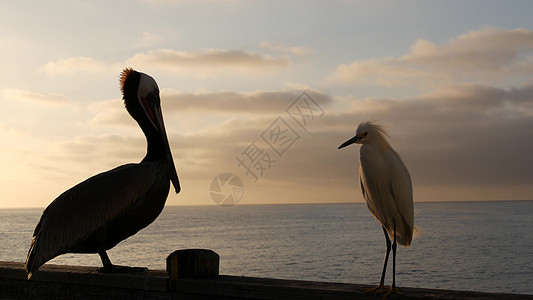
[25,68,180,278]
[338,121,413,298]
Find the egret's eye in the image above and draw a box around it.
[360,132,368,138]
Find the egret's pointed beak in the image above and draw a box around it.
[338,135,359,149]
[149,94,181,194]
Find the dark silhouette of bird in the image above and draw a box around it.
[338,121,414,298]
[25,68,180,278]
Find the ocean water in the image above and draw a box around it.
[1,201,532,295]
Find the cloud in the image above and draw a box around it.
[260,41,314,56]
[135,31,165,48]
[331,83,533,189]
[162,89,332,114]
[83,82,533,196]
[201,82,531,201]
[328,28,533,88]
[36,134,149,184]
[88,90,332,127]
[324,28,533,199]
[125,48,289,72]
[39,57,109,77]
[88,98,134,127]
[141,0,244,6]
[37,47,291,79]
[3,88,70,105]
[13,81,533,206]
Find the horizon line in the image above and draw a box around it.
[1,199,532,210]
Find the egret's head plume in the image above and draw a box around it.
[355,121,389,145]
[338,120,389,149]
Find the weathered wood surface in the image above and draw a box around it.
[0,260,531,300]
[0,261,169,299]
[172,276,532,300]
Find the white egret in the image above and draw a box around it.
[338,121,414,298]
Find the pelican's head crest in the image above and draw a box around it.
[120,68,137,97]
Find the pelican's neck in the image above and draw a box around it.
[142,128,167,162]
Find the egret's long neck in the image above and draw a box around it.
[369,134,392,151]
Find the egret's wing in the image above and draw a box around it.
[359,149,391,222]
[25,162,155,274]
[359,147,414,247]
[385,149,414,246]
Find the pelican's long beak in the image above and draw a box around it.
[338,135,359,149]
[150,94,181,194]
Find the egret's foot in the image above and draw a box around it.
[382,286,402,299]
[97,265,148,273]
[360,283,389,294]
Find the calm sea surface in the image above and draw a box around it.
[1,201,532,295]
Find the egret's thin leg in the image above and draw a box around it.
[384,220,403,299]
[380,226,392,286]
[362,226,390,293]
[392,221,397,288]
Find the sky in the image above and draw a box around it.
[1,0,532,208]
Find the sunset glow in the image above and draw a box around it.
[1,1,532,208]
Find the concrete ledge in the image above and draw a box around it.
[1,259,531,300]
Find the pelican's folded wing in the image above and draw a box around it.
[25,162,155,274]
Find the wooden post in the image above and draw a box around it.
[166,249,219,280]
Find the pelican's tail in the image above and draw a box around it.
[25,220,49,280]
[25,236,40,279]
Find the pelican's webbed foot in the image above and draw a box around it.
[97,265,148,273]
[97,251,147,273]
